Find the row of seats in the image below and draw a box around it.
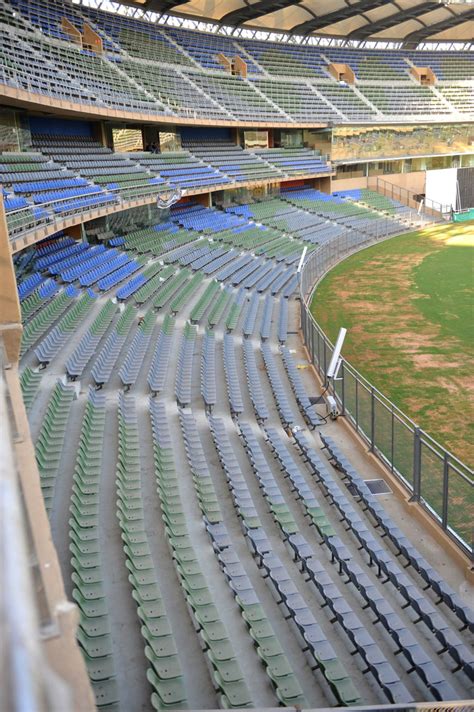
[90,304,135,387]
[148,314,175,396]
[293,431,466,701]
[175,323,197,408]
[35,380,76,513]
[119,308,156,389]
[69,389,119,709]
[320,435,474,635]
[35,291,95,366]
[179,410,308,706]
[66,300,117,379]
[20,285,78,356]
[149,400,252,708]
[117,393,187,710]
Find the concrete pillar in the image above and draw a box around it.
[0,192,22,365]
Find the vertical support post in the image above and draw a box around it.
[316,328,321,376]
[370,387,375,453]
[390,407,394,473]
[355,378,359,433]
[442,452,449,529]
[412,427,422,501]
[323,338,327,386]
[341,361,345,415]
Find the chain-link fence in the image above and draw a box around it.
[300,216,473,558]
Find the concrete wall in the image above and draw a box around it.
[333,171,426,195]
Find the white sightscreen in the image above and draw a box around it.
[425,168,457,211]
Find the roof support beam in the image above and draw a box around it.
[220,0,300,27]
[145,0,189,12]
[349,1,440,40]
[290,0,387,35]
[402,8,474,47]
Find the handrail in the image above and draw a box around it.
[5,181,169,242]
[299,213,473,557]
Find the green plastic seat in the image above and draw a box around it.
[71,573,104,600]
[141,628,177,659]
[260,652,292,680]
[145,647,182,680]
[193,603,221,627]
[132,593,165,619]
[323,658,348,682]
[139,612,171,638]
[331,677,362,706]
[172,547,197,565]
[183,584,213,608]
[238,602,266,622]
[276,681,307,707]
[123,547,154,571]
[216,676,252,708]
[200,620,227,642]
[77,627,113,658]
[79,614,110,639]
[253,635,284,660]
[73,589,108,618]
[178,570,207,591]
[71,560,103,585]
[92,678,119,708]
[125,561,156,585]
[84,652,116,682]
[70,543,101,569]
[247,619,275,641]
[129,575,162,602]
[147,668,187,707]
[121,538,150,558]
[205,637,235,662]
[209,656,244,683]
[176,560,201,577]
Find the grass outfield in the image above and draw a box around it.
[311,223,473,542]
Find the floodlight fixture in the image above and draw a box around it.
[297,246,308,274]
[327,327,347,380]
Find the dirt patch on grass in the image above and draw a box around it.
[313,229,473,466]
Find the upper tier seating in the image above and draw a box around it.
[406,51,474,81]
[251,79,339,122]
[314,83,376,121]
[253,148,331,176]
[1,3,471,125]
[358,85,453,117]
[7,0,116,52]
[238,38,329,78]
[324,48,411,81]
[0,26,94,104]
[1,151,113,217]
[438,85,474,114]
[165,26,262,75]
[122,60,231,121]
[183,140,283,182]
[128,151,229,191]
[79,5,194,66]
[32,134,167,198]
[184,71,289,123]
[28,37,160,114]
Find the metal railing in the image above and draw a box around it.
[300,215,473,558]
[369,176,452,216]
[5,182,168,243]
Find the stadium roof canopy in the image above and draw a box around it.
[111,0,474,45]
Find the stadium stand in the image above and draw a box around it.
[1,0,472,709]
